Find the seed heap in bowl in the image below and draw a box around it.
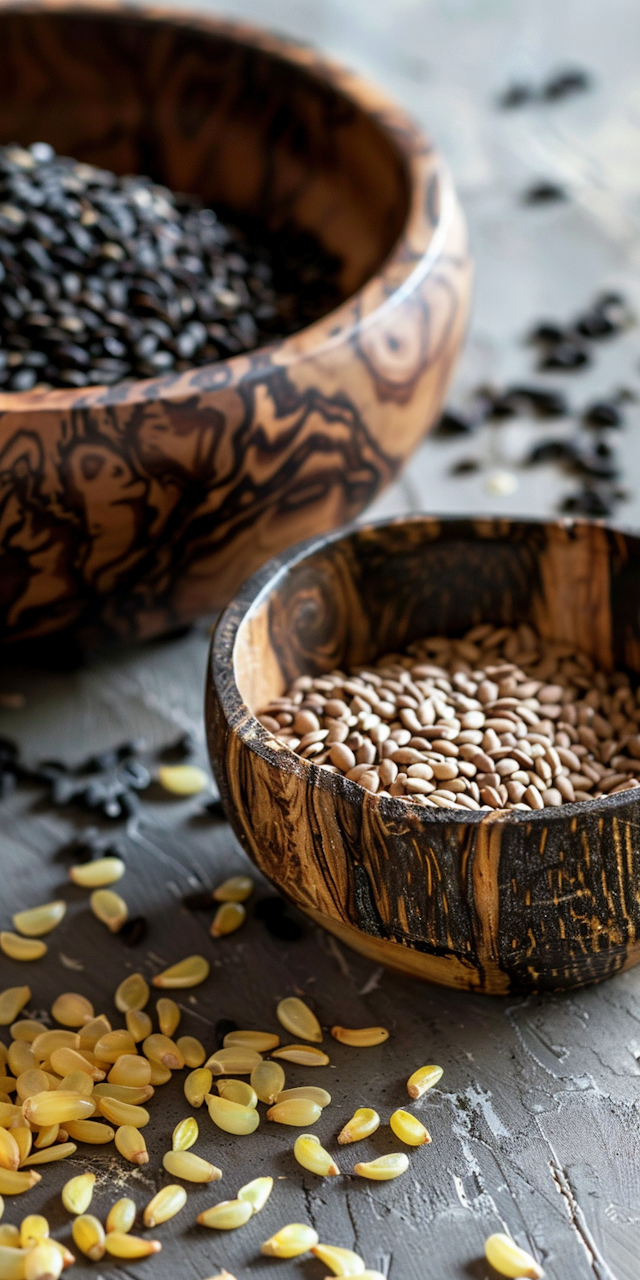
[257,622,640,810]
[0,141,341,391]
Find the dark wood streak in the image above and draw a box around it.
[208,515,640,994]
[0,3,470,646]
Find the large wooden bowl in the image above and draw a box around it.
[208,515,640,995]
[0,3,470,647]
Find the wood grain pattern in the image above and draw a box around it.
[0,3,470,646]
[208,515,640,994]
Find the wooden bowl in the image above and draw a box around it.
[0,3,470,648]
[208,514,640,995]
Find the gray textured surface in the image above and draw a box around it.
[2,1,640,1277]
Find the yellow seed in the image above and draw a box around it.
[172,1117,198,1151]
[7,1045,34,1078]
[23,1092,94,1127]
[24,1240,63,1280]
[94,1082,153,1105]
[0,1243,26,1280]
[176,1036,205,1068]
[143,1184,187,1228]
[32,1031,80,1061]
[0,935,46,962]
[312,1244,365,1274]
[114,972,149,1014]
[142,1034,184,1070]
[237,1176,273,1213]
[331,1027,389,1048]
[158,764,208,795]
[148,1062,172,1086]
[277,997,322,1043]
[276,1086,331,1108]
[78,1016,112,1049]
[484,1233,544,1279]
[93,1030,137,1063]
[0,1104,21,1127]
[271,1045,329,1066]
[21,1143,76,1166]
[216,1080,257,1108]
[0,1225,19,1247]
[0,991,30,1027]
[125,1009,152,1043]
[69,857,125,887]
[197,1199,252,1230]
[353,1154,409,1181]
[251,1061,285,1104]
[0,1131,19,1171]
[337,1108,380,1145]
[206,1048,262,1076]
[0,1081,16,1100]
[10,1129,31,1167]
[0,1169,40,1195]
[294,1135,339,1177]
[261,1224,319,1258]
[184,1068,212,1108]
[105,1198,136,1234]
[65,1120,115,1144]
[62,1172,95,1214]
[213,875,253,903]
[162,1150,222,1182]
[72,1214,106,1261]
[90,889,128,932]
[114,1125,148,1165]
[406,1064,443,1099]
[206,1094,260,1136]
[151,955,209,989]
[59,1072,97,1096]
[389,1109,431,1147]
[108,1056,151,1088]
[9,1022,45,1045]
[50,1048,104,1081]
[51,993,94,1028]
[19,1216,48,1248]
[13,903,65,938]
[224,1030,280,1052]
[156,998,180,1038]
[33,1126,58,1150]
[267,1100,322,1127]
[97,1097,149,1128]
[210,903,246,937]
[105,1233,161,1259]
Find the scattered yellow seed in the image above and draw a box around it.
[197,1199,253,1230]
[406,1065,443,1099]
[104,1233,161,1259]
[9,1021,45,1044]
[94,1082,153,1105]
[72,1213,106,1262]
[337,1108,380,1145]
[0,934,47,962]
[22,1143,77,1166]
[158,764,208,795]
[152,955,209,989]
[114,973,149,1014]
[97,1097,149,1129]
[267,1099,322,1127]
[213,875,253,903]
[0,989,30,1027]
[261,1224,319,1258]
[206,1048,262,1076]
[33,1125,58,1150]
[216,1080,258,1109]
[312,1243,365,1274]
[25,1240,64,1280]
[484,1233,544,1279]
[69,857,125,887]
[148,1061,172,1086]
[250,1061,286,1104]
[50,1048,104,1081]
[125,1009,152,1043]
[156,998,180,1038]
[389,1109,431,1147]
[276,1086,331,1108]
[143,1034,184,1070]
[62,1172,96,1214]
[294,1135,339,1177]
[206,1094,260,1136]
[172,1117,198,1151]
[162,1150,222,1183]
[13,903,65,938]
[184,1067,213,1108]
[0,1169,40,1195]
[20,1215,48,1248]
[176,1035,205,1068]
[7,1043,34,1077]
[108,1056,151,1088]
[65,1119,115,1145]
[93,1030,136,1063]
[353,1154,409,1181]
[114,1125,148,1165]
[271,1045,330,1066]
[78,1015,112,1049]
[31,1029,79,1060]
[0,1104,21,1127]
[210,903,246,937]
[237,1176,273,1214]
[277,997,322,1043]
[0,1225,19,1247]
[0,1130,19,1171]
[143,1184,187,1228]
[106,1198,136,1234]
[224,1030,280,1052]
[11,1129,31,1164]
[331,1027,389,1048]
[90,889,128,933]
[22,1092,94,1127]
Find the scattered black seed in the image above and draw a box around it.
[433,409,477,436]
[526,439,581,465]
[182,890,214,911]
[203,798,226,819]
[450,458,481,475]
[575,309,616,339]
[215,1018,238,1049]
[498,82,536,109]
[508,385,569,416]
[522,181,567,204]
[543,68,592,101]
[529,322,566,345]
[574,443,619,480]
[119,916,148,947]
[540,341,590,371]
[584,400,623,428]
[161,733,197,762]
[560,486,614,516]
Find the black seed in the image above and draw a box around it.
[182,890,214,911]
[507,385,569,416]
[560,487,614,517]
[540,342,590,370]
[450,458,480,475]
[161,732,197,761]
[120,916,148,947]
[522,181,567,204]
[526,439,580,465]
[528,322,566,345]
[433,410,476,436]
[575,310,616,339]
[543,68,592,101]
[583,400,623,428]
[497,82,536,109]
[215,1018,238,1049]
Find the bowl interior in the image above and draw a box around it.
[0,7,409,297]
[233,518,640,713]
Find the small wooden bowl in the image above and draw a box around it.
[0,2,470,647]
[208,515,640,995]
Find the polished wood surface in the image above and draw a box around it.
[0,3,470,645]
[208,515,640,994]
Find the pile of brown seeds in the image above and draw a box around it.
[257,622,640,811]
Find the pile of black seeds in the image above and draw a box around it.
[498,67,592,109]
[0,141,342,391]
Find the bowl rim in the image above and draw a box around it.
[0,0,456,414]
[209,510,640,827]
